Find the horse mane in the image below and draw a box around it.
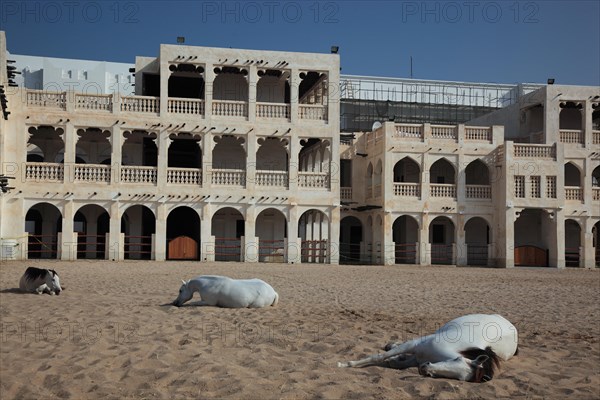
[461,346,500,383]
[23,267,49,282]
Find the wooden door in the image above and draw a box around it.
[515,246,547,266]
[168,236,198,260]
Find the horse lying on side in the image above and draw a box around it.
[338,314,518,382]
[172,275,279,308]
[19,267,63,295]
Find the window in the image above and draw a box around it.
[515,176,525,198]
[530,176,541,198]
[546,176,557,198]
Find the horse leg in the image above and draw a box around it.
[338,337,425,368]
[386,354,418,370]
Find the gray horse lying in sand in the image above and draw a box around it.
[19,267,63,295]
[172,275,279,308]
[338,314,518,382]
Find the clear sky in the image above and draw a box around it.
[2,0,599,85]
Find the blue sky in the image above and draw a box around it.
[2,0,599,85]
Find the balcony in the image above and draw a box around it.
[25,162,64,182]
[120,166,157,184]
[593,187,600,201]
[465,127,492,142]
[75,94,113,112]
[74,164,111,183]
[211,169,246,187]
[394,124,423,139]
[299,104,327,121]
[393,183,420,197]
[559,129,584,145]
[256,170,288,188]
[466,185,491,199]
[593,130,600,145]
[167,168,202,185]
[121,95,159,114]
[430,184,457,198]
[513,144,556,159]
[565,186,583,201]
[298,171,330,189]
[167,98,205,115]
[26,90,66,110]
[256,103,290,119]
[212,100,248,117]
[431,125,457,140]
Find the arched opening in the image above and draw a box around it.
[122,130,158,168]
[168,63,205,100]
[514,209,552,266]
[520,104,544,142]
[564,162,581,187]
[591,166,600,187]
[212,66,248,104]
[592,104,600,130]
[429,216,455,265]
[465,217,490,266]
[121,205,155,260]
[74,204,109,259]
[340,216,363,264]
[256,138,289,188]
[465,159,490,185]
[25,203,62,259]
[298,71,328,121]
[75,128,111,165]
[594,221,600,267]
[298,139,330,189]
[256,69,290,113]
[393,157,420,183]
[299,209,329,263]
[27,126,64,164]
[256,208,287,263]
[211,207,245,262]
[212,136,246,184]
[559,101,583,130]
[167,206,200,260]
[392,215,418,264]
[429,158,456,184]
[565,219,582,267]
[168,133,202,169]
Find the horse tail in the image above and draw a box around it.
[272,292,279,306]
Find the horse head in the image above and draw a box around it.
[46,270,62,295]
[172,280,193,307]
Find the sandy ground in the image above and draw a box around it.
[0,260,598,399]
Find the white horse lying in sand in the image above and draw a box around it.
[338,314,518,382]
[172,275,279,308]
[19,267,63,295]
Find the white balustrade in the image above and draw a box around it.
[120,96,159,113]
[75,94,113,111]
[431,125,457,140]
[465,127,492,141]
[212,100,248,117]
[393,183,420,197]
[74,164,111,183]
[340,187,352,201]
[394,124,422,139]
[256,170,288,187]
[565,186,583,201]
[167,168,202,185]
[593,188,600,201]
[298,171,330,189]
[466,184,491,199]
[26,90,66,109]
[167,98,205,115]
[299,104,327,120]
[592,130,600,145]
[211,169,246,186]
[366,185,373,199]
[430,183,457,198]
[559,129,583,144]
[514,144,556,159]
[120,166,158,184]
[256,103,290,119]
[25,162,64,181]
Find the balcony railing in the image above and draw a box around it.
[431,125,457,140]
[565,186,583,201]
[120,166,158,184]
[256,170,288,188]
[25,162,64,181]
[394,124,423,139]
[211,169,246,186]
[121,96,159,113]
[299,104,327,121]
[366,185,373,199]
[593,187,600,201]
[26,90,66,110]
[167,98,205,115]
[167,168,202,185]
[465,127,492,142]
[466,184,491,199]
[514,144,556,159]
[559,129,583,144]
[212,100,248,117]
[341,187,352,201]
[298,171,330,189]
[593,130,600,145]
[75,94,113,112]
[393,182,420,197]
[430,183,457,198]
[74,164,111,183]
[256,103,290,119]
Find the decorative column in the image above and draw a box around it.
[63,122,76,184]
[107,201,123,261]
[200,202,214,261]
[246,132,257,191]
[157,131,171,189]
[552,208,566,269]
[244,205,258,263]
[456,214,467,266]
[383,212,395,265]
[288,205,301,264]
[419,213,430,265]
[110,125,122,185]
[248,65,257,122]
[328,206,340,265]
[60,200,76,261]
[582,218,595,268]
[155,203,167,261]
[204,63,214,120]
[202,132,213,188]
[290,68,300,124]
